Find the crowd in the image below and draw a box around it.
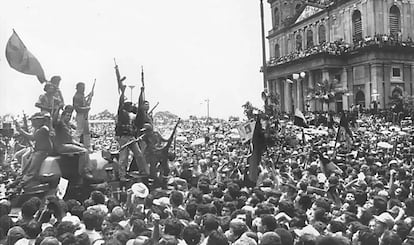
[268,33,414,66]
[0,107,413,245]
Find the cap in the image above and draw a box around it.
[61,215,81,228]
[153,197,170,207]
[111,206,125,219]
[130,183,149,199]
[30,112,50,120]
[374,212,395,228]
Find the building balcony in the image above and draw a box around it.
[267,34,414,68]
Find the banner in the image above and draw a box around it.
[5,30,46,83]
[56,178,69,199]
[237,121,255,143]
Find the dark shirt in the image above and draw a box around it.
[134,109,152,134]
[115,109,134,136]
[34,126,53,152]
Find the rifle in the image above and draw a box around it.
[86,79,96,106]
[148,102,159,116]
[141,66,145,88]
[22,111,29,132]
[114,58,126,93]
[20,112,33,147]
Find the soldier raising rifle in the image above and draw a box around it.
[114,61,149,183]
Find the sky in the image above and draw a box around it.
[0,0,271,120]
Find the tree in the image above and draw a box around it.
[242,102,262,120]
[307,78,347,111]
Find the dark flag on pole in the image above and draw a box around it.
[5,30,46,83]
[294,109,308,128]
[317,152,343,177]
[335,111,353,147]
[247,116,266,184]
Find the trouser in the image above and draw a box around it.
[14,147,32,169]
[75,114,91,150]
[21,151,48,186]
[56,143,91,176]
[116,136,149,178]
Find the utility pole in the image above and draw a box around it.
[205,99,210,122]
[260,0,267,90]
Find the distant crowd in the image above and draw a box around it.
[268,34,414,66]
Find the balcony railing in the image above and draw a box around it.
[268,34,414,67]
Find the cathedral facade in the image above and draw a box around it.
[265,0,414,112]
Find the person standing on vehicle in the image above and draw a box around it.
[115,85,149,182]
[14,112,53,191]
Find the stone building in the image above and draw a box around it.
[265,0,414,113]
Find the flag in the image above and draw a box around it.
[334,112,353,146]
[5,30,46,83]
[294,108,308,128]
[247,117,266,184]
[317,152,343,177]
[237,121,255,143]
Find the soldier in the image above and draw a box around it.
[35,83,64,116]
[73,82,91,150]
[115,86,149,182]
[53,105,94,181]
[14,112,53,190]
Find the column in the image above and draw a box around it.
[322,69,330,111]
[371,64,382,109]
[298,80,301,111]
[384,64,392,108]
[308,70,315,111]
[278,78,285,112]
[342,67,349,110]
[284,79,291,112]
[403,64,410,98]
[366,0,375,36]
[411,65,414,96]
[347,67,354,108]
[344,8,351,43]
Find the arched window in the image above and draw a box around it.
[295,3,302,15]
[307,29,314,48]
[352,10,362,42]
[296,34,302,51]
[274,7,280,28]
[355,90,365,107]
[389,6,401,36]
[275,44,280,59]
[318,25,326,44]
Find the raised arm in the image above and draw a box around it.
[14,121,34,141]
